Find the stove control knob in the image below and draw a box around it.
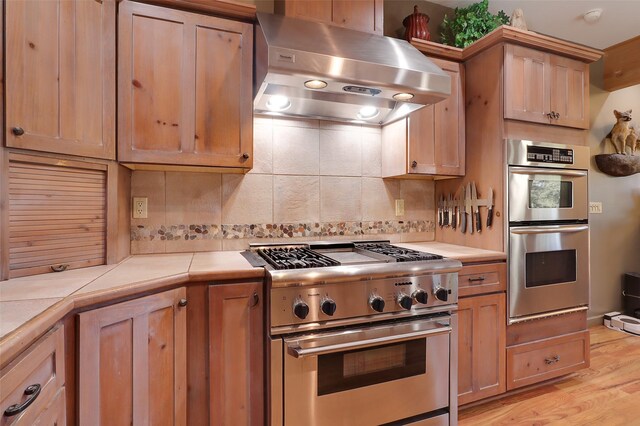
[397,294,413,310]
[369,295,386,312]
[434,287,449,302]
[412,289,429,304]
[293,301,310,319]
[321,298,337,316]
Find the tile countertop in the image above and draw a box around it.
[0,242,504,365]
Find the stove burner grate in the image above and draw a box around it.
[257,247,340,270]
[355,243,444,262]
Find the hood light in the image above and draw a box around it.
[304,79,328,89]
[266,95,291,112]
[393,92,414,101]
[357,106,379,120]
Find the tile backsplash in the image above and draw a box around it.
[131,117,436,254]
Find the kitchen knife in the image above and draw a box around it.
[443,194,449,227]
[451,193,457,230]
[487,187,494,229]
[467,183,474,234]
[460,186,467,234]
[462,184,471,234]
[455,188,461,231]
[472,182,481,233]
[438,195,443,227]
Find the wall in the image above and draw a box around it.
[131,117,436,254]
[587,59,640,322]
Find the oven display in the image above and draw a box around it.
[527,145,574,164]
[526,249,577,287]
[528,180,573,208]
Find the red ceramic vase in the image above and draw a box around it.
[403,5,431,42]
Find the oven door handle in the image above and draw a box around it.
[510,225,589,234]
[286,324,451,358]
[509,167,587,177]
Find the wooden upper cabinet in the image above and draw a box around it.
[118,1,253,168]
[5,0,116,159]
[275,0,383,35]
[78,288,187,426]
[458,292,506,406]
[504,44,589,129]
[382,58,465,177]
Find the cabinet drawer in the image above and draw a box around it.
[507,330,589,390]
[32,388,66,426]
[458,263,506,297]
[0,327,65,426]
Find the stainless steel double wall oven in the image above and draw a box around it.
[507,140,590,323]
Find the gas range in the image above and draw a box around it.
[245,240,462,334]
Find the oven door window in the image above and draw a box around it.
[528,179,573,209]
[526,249,577,287]
[317,339,426,396]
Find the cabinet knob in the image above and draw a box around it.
[242,152,250,160]
[12,127,25,136]
[250,292,259,307]
[178,298,188,307]
[411,160,418,168]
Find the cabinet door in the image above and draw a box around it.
[332,0,383,35]
[434,61,465,176]
[118,2,253,168]
[504,45,550,125]
[549,55,589,129]
[457,293,506,406]
[407,105,437,174]
[209,282,264,426]
[78,288,187,426]
[5,0,115,159]
[32,388,66,426]
[280,0,332,24]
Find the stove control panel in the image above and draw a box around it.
[270,272,458,330]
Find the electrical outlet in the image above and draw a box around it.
[133,197,148,219]
[589,202,603,214]
[395,199,405,216]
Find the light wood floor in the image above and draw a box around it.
[459,326,640,426]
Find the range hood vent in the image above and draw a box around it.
[254,13,451,125]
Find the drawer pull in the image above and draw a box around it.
[51,264,69,272]
[4,384,41,417]
[468,276,486,282]
[544,355,560,365]
[250,292,260,308]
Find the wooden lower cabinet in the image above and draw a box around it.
[78,287,187,425]
[457,292,506,406]
[0,326,66,426]
[507,330,589,390]
[209,282,264,426]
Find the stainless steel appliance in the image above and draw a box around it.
[245,241,461,426]
[254,13,450,125]
[507,140,590,323]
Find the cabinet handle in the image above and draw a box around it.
[11,127,25,136]
[544,355,560,365]
[554,112,560,119]
[242,152,250,160]
[546,112,554,119]
[178,298,188,307]
[51,264,69,272]
[4,384,41,417]
[411,160,418,168]
[250,292,259,308]
[468,276,486,282]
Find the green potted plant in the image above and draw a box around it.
[441,0,509,48]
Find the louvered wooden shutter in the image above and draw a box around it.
[8,153,107,278]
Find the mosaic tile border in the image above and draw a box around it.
[131,220,434,241]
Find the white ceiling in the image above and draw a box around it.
[426,0,640,49]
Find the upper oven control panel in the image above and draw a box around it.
[527,145,574,164]
[507,139,590,170]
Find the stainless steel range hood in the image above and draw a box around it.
[254,13,451,125]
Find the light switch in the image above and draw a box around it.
[589,202,602,214]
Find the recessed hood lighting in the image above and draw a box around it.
[304,79,328,89]
[393,92,415,101]
[358,106,379,120]
[266,95,291,112]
